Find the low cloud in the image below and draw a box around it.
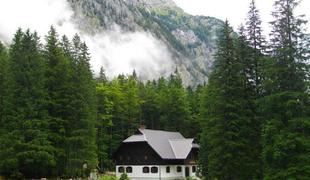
[0,0,175,79]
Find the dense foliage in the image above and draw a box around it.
[0,28,98,179]
[95,70,198,172]
[199,0,310,179]
[0,28,201,178]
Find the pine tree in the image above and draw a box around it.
[236,25,263,179]
[122,72,141,136]
[261,0,310,178]
[0,41,11,177]
[245,2,270,178]
[5,29,55,178]
[186,85,203,138]
[65,35,97,177]
[96,78,114,172]
[0,29,23,178]
[245,0,266,96]
[44,26,73,176]
[157,70,191,134]
[0,41,8,124]
[139,80,160,130]
[97,66,108,84]
[199,21,256,179]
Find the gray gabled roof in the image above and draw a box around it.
[123,128,198,159]
[169,139,194,159]
[123,134,146,143]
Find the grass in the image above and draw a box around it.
[98,175,118,180]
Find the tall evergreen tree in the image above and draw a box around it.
[6,29,55,178]
[199,21,257,179]
[122,73,141,136]
[159,71,191,135]
[96,75,114,172]
[261,0,310,178]
[0,41,11,177]
[0,41,8,124]
[0,30,24,178]
[139,80,160,130]
[236,25,263,179]
[44,26,73,176]
[245,0,266,96]
[65,35,97,177]
[186,85,203,138]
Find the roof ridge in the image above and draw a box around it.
[139,128,181,134]
[169,138,192,141]
[168,140,177,158]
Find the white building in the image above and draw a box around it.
[114,128,199,180]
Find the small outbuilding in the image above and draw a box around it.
[114,128,199,180]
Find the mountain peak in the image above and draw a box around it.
[126,0,177,8]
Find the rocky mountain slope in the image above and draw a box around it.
[68,0,224,86]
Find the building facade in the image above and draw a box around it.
[114,128,199,180]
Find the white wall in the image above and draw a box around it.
[116,165,198,180]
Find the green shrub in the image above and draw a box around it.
[119,173,130,180]
[98,175,117,180]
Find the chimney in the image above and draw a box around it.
[139,122,146,130]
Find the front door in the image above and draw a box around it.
[185,166,190,177]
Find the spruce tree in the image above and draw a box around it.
[245,0,266,96]
[122,73,141,136]
[0,41,8,124]
[261,0,310,178]
[65,35,97,177]
[245,2,270,177]
[0,30,24,178]
[44,26,73,176]
[199,21,256,179]
[236,25,263,179]
[6,29,55,178]
[0,41,11,177]
[96,74,114,172]
[139,80,160,130]
[164,71,190,135]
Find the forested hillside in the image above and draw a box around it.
[0,0,309,179]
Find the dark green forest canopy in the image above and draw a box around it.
[199,0,310,179]
[0,27,202,179]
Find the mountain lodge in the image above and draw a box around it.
[114,128,199,180]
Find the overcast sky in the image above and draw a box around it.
[173,0,310,34]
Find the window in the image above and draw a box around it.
[192,166,196,173]
[118,166,124,173]
[166,166,170,173]
[144,155,148,160]
[143,166,150,173]
[151,166,158,173]
[177,166,182,172]
[126,166,132,173]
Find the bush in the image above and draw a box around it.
[119,173,130,180]
[98,175,117,180]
